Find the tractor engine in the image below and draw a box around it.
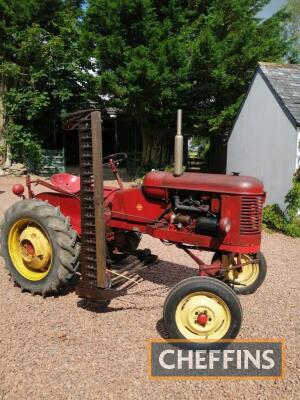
[164,191,222,236]
[142,170,265,252]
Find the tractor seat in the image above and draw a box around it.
[50,173,81,194]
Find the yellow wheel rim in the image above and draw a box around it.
[8,218,52,281]
[223,254,259,287]
[175,291,231,340]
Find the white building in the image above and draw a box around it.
[227,62,300,209]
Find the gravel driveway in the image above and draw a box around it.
[0,176,299,400]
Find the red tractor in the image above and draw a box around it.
[0,110,267,345]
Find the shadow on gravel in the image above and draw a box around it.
[138,260,197,288]
[56,274,80,297]
[156,318,169,339]
[77,298,164,313]
[77,299,125,313]
[75,260,197,316]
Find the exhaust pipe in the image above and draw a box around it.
[174,109,183,176]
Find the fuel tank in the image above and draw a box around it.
[143,171,264,198]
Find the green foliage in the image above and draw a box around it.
[186,1,290,134]
[286,0,300,62]
[285,175,300,220]
[284,220,300,237]
[5,122,42,170]
[0,0,298,171]
[0,0,87,172]
[190,137,210,159]
[0,143,6,153]
[84,0,294,166]
[263,177,300,238]
[263,204,286,232]
[84,0,190,123]
[4,89,50,121]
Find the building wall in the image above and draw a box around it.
[227,72,298,209]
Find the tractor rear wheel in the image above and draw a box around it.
[212,252,267,295]
[163,277,242,347]
[0,199,80,295]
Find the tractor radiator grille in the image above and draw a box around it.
[240,195,263,235]
[78,116,98,286]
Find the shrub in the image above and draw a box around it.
[5,122,42,172]
[263,176,300,238]
[285,220,300,237]
[263,204,286,232]
[284,174,300,220]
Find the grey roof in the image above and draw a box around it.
[258,62,300,127]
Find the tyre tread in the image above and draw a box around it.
[0,199,80,296]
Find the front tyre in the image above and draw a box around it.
[163,277,242,347]
[0,199,80,296]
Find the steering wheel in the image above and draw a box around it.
[102,152,128,166]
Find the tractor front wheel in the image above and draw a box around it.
[212,252,267,295]
[0,199,80,295]
[163,277,242,347]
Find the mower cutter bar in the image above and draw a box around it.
[76,249,157,301]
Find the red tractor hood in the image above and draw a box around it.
[143,171,264,196]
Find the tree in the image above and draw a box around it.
[0,0,295,170]
[84,0,292,168]
[186,0,291,135]
[83,0,190,168]
[0,0,87,166]
[286,0,300,62]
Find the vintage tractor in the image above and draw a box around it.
[0,109,267,345]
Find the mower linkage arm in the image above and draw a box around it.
[25,176,79,199]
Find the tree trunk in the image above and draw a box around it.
[141,127,173,169]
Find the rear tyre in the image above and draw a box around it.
[0,199,80,296]
[212,252,267,295]
[163,277,242,348]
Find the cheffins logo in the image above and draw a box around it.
[148,339,285,379]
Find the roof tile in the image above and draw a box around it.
[258,62,300,126]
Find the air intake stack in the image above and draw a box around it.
[174,109,183,177]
